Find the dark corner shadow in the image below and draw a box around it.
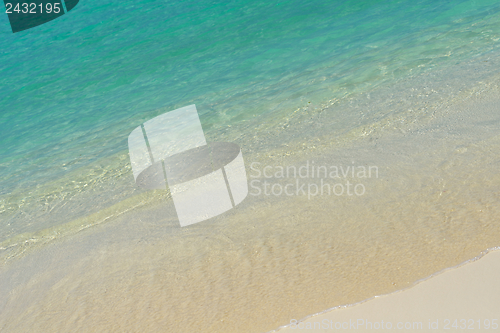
[4,0,79,33]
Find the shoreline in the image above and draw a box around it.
[272,247,500,332]
[1,78,500,332]
[1,48,500,333]
[2,49,500,266]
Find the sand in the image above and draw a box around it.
[275,248,500,332]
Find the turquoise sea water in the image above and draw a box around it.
[1,0,500,248]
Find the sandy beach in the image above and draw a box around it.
[275,248,500,332]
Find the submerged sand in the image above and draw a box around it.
[1,66,500,332]
[276,248,500,332]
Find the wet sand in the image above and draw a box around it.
[275,249,500,332]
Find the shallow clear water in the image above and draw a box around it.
[1,80,500,332]
[2,0,500,245]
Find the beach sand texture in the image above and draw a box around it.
[276,249,500,332]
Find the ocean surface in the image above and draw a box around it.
[1,0,500,331]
